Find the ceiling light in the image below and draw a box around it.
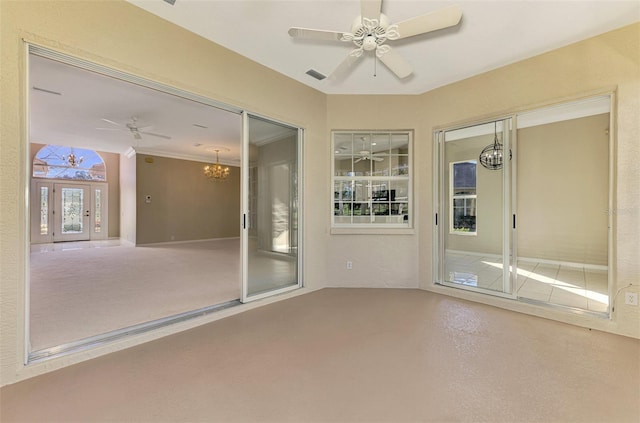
[479,121,511,170]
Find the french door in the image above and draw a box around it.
[434,118,515,298]
[241,112,302,302]
[30,180,108,244]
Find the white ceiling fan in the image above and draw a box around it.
[288,0,462,80]
[354,137,384,163]
[96,116,171,140]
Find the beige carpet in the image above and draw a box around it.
[2,288,639,422]
[29,239,240,350]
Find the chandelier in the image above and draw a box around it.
[62,149,83,167]
[204,149,230,181]
[479,121,510,170]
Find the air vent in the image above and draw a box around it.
[193,124,208,129]
[163,0,176,5]
[305,69,326,81]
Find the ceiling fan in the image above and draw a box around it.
[288,0,462,80]
[96,116,171,140]
[354,138,384,163]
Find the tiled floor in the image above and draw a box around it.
[445,252,609,313]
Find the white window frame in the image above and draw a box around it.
[449,160,477,236]
[331,130,413,232]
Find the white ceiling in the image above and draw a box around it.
[128,0,639,95]
[29,1,638,162]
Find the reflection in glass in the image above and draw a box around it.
[247,116,299,297]
[442,120,510,294]
[332,131,411,227]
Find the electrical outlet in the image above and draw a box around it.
[624,292,638,306]
[346,261,353,270]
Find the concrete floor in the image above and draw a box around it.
[2,288,639,422]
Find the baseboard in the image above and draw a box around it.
[137,237,240,246]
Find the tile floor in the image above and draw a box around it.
[445,252,609,313]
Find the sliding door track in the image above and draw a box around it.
[28,299,241,364]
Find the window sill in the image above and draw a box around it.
[331,227,415,235]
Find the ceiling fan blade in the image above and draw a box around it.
[95,127,124,131]
[372,157,384,162]
[288,27,346,42]
[140,131,171,140]
[377,47,413,79]
[100,118,121,126]
[361,0,381,21]
[395,5,462,40]
[328,51,363,81]
[354,157,363,163]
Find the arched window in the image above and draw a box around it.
[33,145,106,181]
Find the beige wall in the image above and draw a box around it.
[136,154,240,244]
[1,0,638,388]
[518,114,609,265]
[326,96,422,288]
[1,0,327,387]
[30,143,120,238]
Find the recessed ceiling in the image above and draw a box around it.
[127,0,639,95]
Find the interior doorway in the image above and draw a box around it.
[27,46,303,360]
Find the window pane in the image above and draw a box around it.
[390,180,409,202]
[40,187,48,235]
[32,145,106,181]
[61,188,83,233]
[453,198,476,232]
[94,189,101,233]
[371,156,389,176]
[453,161,476,190]
[354,180,370,201]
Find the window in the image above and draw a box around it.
[332,131,412,228]
[33,145,106,181]
[450,160,477,234]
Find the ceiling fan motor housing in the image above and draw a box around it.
[351,14,394,50]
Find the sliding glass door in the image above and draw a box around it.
[435,118,514,297]
[434,96,612,313]
[242,113,302,301]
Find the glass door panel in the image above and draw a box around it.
[53,183,90,242]
[438,119,513,296]
[242,114,301,301]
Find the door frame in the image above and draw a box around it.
[432,93,615,315]
[30,180,109,244]
[433,116,517,299]
[23,44,304,365]
[240,111,304,303]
